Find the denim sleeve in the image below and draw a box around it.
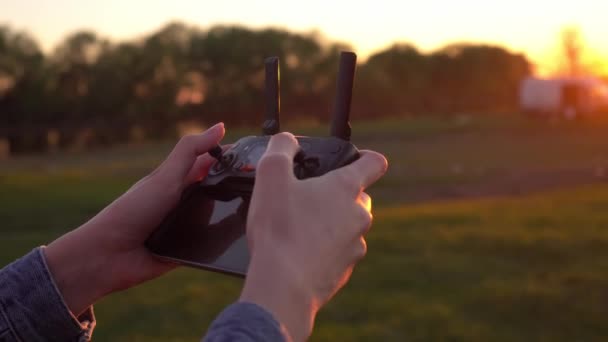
[202,302,288,342]
[0,247,96,342]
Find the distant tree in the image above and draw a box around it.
[430,43,530,113]
[356,43,428,117]
[187,26,337,125]
[130,22,194,137]
[86,42,142,142]
[0,22,534,154]
[0,26,48,152]
[355,43,530,116]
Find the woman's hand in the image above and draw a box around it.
[240,132,388,341]
[45,123,225,315]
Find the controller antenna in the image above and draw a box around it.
[330,51,357,141]
[262,56,280,135]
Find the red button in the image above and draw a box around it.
[240,164,256,172]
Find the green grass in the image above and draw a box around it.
[3,115,608,340]
[3,176,608,341]
[315,186,608,341]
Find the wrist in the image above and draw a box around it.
[44,228,110,316]
[240,252,318,341]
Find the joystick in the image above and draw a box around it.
[146,51,360,277]
[208,145,223,160]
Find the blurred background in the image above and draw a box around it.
[2,0,608,340]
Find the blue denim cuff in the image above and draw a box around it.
[0,247,96,341]
[203,301,287,341]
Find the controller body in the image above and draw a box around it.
[206,135,359,190]
[145,135,359,277]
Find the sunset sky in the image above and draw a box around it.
[2,0,607,76]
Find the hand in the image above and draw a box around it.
[44,123,226,315]
[240,132,388,341]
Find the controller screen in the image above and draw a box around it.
[146,187,251,275]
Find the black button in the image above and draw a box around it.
[303,157,320,171]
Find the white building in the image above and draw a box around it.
[519,76,608,119]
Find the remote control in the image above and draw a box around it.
[146,52,360,277]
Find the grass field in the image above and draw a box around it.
[2,114,608,341]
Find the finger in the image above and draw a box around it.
[331,150,388,194]
[358,192,372,212]
[256,132,300,183]
[185,154,215,184]
[356,204,373,235]
[353,237,368,261]
[162,122,225,181]
[265,132,300,160]
[185,144,233,184]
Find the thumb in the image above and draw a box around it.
[256,132,300,185]
[159,123,225,183]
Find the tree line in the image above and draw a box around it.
[0,22,531,154]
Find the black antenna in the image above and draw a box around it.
[262,56,280,135]
[330,51,357,141]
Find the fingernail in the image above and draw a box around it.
[208,122,225,134]
[210,122,223,130]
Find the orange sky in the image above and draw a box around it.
[2,0,607,76]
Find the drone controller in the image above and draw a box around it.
[146,52,359,277]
